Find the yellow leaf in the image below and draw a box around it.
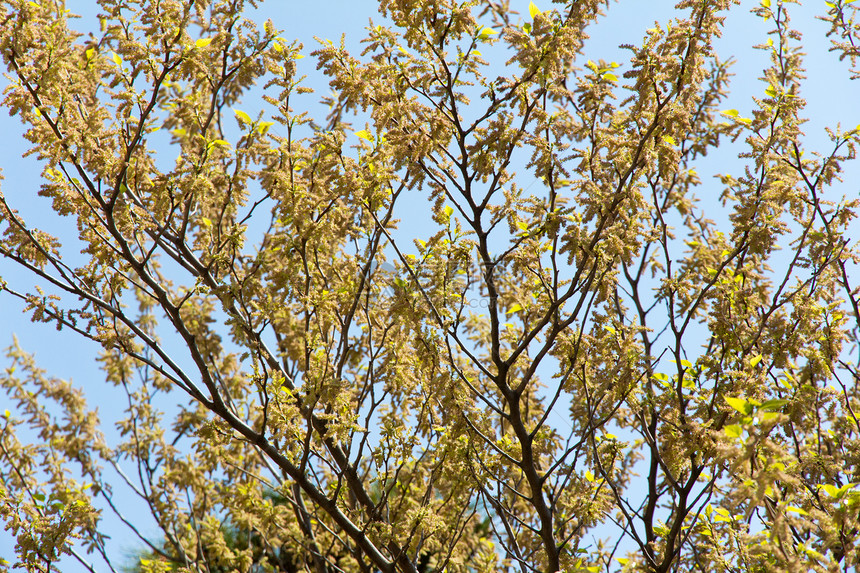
[725,396,751,414]
[234,109,252,125]
[662,135,676,146]
[195,38,213,49]
[256,121,274,135]
[293,53,304,59]
[603,72,618,82]
[85,47,95,60]
[529,1,541,17]
[3,410,9,418]
[444,205,454,218]
[786,505,808,515]
[750,354,763,368]
[201,217,212,227]
[112,53,122,66]
[478,27,497,40]
[506,303,523,314]
[355,129,374,142]
[209,139,230,147]
[820,484,840,497]
[722,109,739,117]
[761,0,771,7]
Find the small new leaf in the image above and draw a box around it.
[506,303,523,314]
[234,109,252,125]
[478,27,497,40]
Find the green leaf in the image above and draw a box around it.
[529,1,541,18]
[836,483,857,499]
[355,129,374,142]
[195,38,213,49]
[723,424,743,438]
[759,398,788,412]
[725,396,752,415]
[234,109,252,125]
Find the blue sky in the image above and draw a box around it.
[0,0,858,569]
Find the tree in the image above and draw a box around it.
[0,0,858,570]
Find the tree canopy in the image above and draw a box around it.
[0,0,859,571]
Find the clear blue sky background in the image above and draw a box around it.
[0,0,857,569]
